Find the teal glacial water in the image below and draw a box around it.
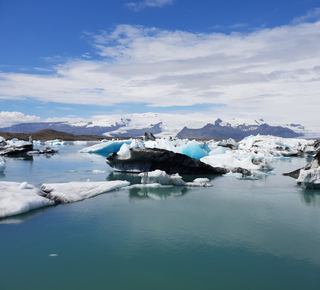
[1,144,320,290]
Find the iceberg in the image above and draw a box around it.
[209,147,227,155]
[45,139,67,146]
[297,168,320,188]
[0,182,55,218]
[173,140,208,160]
[80,140,130,155]
[201,154,260,170]
[117,139,145,156]
[0,180,130,218]
[138,170,212,187]
[107,148,228,175]
[0,141,33,156]
[40,180,130,203]
[287,152,320,189]
[139,170,186,186]
[238,135,317,156]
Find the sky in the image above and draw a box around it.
[0,0,320,128]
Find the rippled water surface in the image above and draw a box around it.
[1,144,320,290]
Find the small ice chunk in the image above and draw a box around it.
[139,170,186,186]
[193,178,210,184]
[19,182,29,190]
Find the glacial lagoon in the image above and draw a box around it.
[1,143,320,290]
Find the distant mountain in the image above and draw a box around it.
[176,123,302,139]
[0,129,103,141]
[0,113,307,139]
[0,121,125,136]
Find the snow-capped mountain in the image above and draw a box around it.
[0,113,318,139]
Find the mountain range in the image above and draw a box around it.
[0,113,313,139]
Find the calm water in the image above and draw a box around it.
[1,144,320,290]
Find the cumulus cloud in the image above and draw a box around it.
[0,111,41,128]
[125,0,173,11]
[0,19,320,126]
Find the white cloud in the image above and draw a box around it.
[291,8,320,25]
[0,20,320,126]
[125,0,173,11]
[0,111,41,128]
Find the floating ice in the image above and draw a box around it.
[239,135,317,156]
[297,168,320,188]
[45,139,67,146]
[138,170,212,187]
[295,152,320,188]
[0,180,130,218]
[0,182,55,218]
[0,157,5,172]
[209,147,227,155]
[174,140,208,160]
[193,178,210,184]
[117,139,145,156]
[40,180,130,203]
[86,169,108,174]
[139,170,186,186]
[73,141,89,146]
[80,140,130,154]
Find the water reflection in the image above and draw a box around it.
[129,186,188,200]
[0,205,55,225]
[300,188,320,207]
[107,171,142,184]
[4,155,34,161]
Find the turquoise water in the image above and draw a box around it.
[1,144,320,290]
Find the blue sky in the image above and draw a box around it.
[0,0,320,127]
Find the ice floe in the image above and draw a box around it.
[40,180,130,203]
[0,182,55,218]
[0,180,130,218]
[79,140,130,154]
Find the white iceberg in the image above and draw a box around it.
[238,135,316,156]
[138,170,212,187]
[40,180,130,203]
[0,180,130,218]
[45,139,67,146]
[296,152,320,188]
[139,170,186,186]
[0,182,55,218]
[297,168,320,188]
[117,139,145,156]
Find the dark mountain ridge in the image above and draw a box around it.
[0,119,302,139]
